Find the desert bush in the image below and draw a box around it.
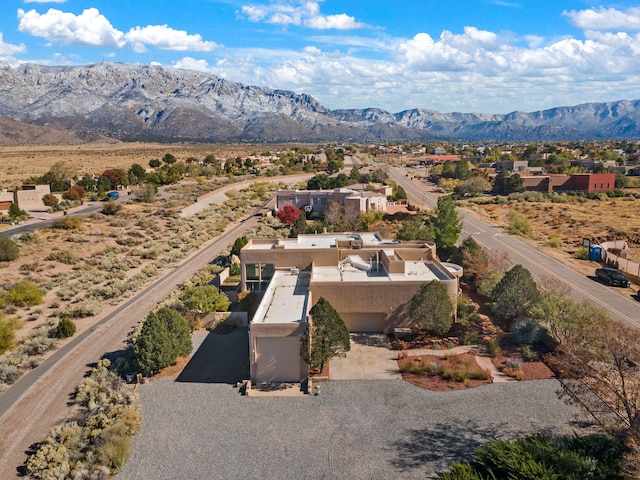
[512,319,543,346]
[42,193,59,207]
[0,237,19,262]
[488,337,501,356]
[477,272,503,299]
[57,318,77,338]
[64,298,103,318]
[45,249,78,265]
[18,232,39,244]
[101,202,123,216]
[547,234,563,248]
[0,363,20,384]
[1,280,44,307]
[26,359,141,478]
[574,246,590,260]
[507,210,533,236]
[0,314,21,354]
[53,216,82,230]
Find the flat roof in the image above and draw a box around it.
[312,259,448,283]
[252,271,310,324]
[246,232,399,250]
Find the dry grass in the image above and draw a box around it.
[0,142,309,190]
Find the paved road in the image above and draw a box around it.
[0,213,261,477]
[385,165,640,329]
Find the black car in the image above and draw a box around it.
[595,268,631,287]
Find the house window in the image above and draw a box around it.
[245,263,275,291]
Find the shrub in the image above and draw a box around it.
[507,210,533,236]
[1,280,44,307]
[512,319,543,346]
[53,216,82,230]
[45,249,78,265]
[102,202,123,215]
[62,186,85,201]
[478,272,503,299]
[574,246,589,260]
[488,337,501,356]
[547,234,563,248]
[0,314,21,354]
[56,318,77,338]
[0,237,19,261]
[42,193,59,207]
[64,298,103,318]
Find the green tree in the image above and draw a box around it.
[396,216,435,242]
[433,195,463,248]
[231,235,248,256]
[132,308,192,374]
[492,264,540,321]
[349,166,361,182]
[0,237,19,261]
[129,163,146,181]
[454,176,491,197]
[289,211,308,238]
[8,203,27,221]
[162,153,177,165]
[410,281,454,335]
[180,286,230,314]
[307,173,332,190]
[454,160,472,180]
[300,297,350,372]
[508,173,525,193]
[149,159,161,169]
[393,185,408,201]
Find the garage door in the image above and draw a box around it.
[340,313,385,333]
[255,337,301,383]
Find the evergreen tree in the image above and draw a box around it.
[433,195,463,248]
[300,297,350,372]
[492,264,540,322]
[410,281,454,335]
[132,308,192,374]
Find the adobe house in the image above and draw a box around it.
[276,188,387,219]
[241,232,462,383]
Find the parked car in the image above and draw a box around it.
[105,191,119,201]
[595,267,631,287]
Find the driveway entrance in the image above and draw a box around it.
[329,333,401,380]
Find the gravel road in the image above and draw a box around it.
[118,330,590,480]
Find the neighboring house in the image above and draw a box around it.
[495,160,529,173]
[241,232,462,383]
[516,173,616,193]
[0,185,50,212]
[276,188,387,218]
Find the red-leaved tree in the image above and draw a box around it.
[277,205,301,225]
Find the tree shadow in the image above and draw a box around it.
[350,333,390,347]
[176,329,249,384]
[389,419,562,476]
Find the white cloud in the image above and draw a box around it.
[17,8,126,48]
[240,1,365,30]
[0,33,27,56]
[125,25,219,53]
[564,6,640,31]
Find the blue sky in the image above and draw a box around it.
[2,1,640,114]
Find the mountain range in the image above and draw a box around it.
[1,61,639,144]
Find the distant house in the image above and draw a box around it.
[276,188,387,219]
[517,173,616,193]
[0,185,51,212]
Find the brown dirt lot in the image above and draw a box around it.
[461,195,640,291]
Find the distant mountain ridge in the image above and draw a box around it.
[1,61,639,143]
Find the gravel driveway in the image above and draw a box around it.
[117,331,590,480]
